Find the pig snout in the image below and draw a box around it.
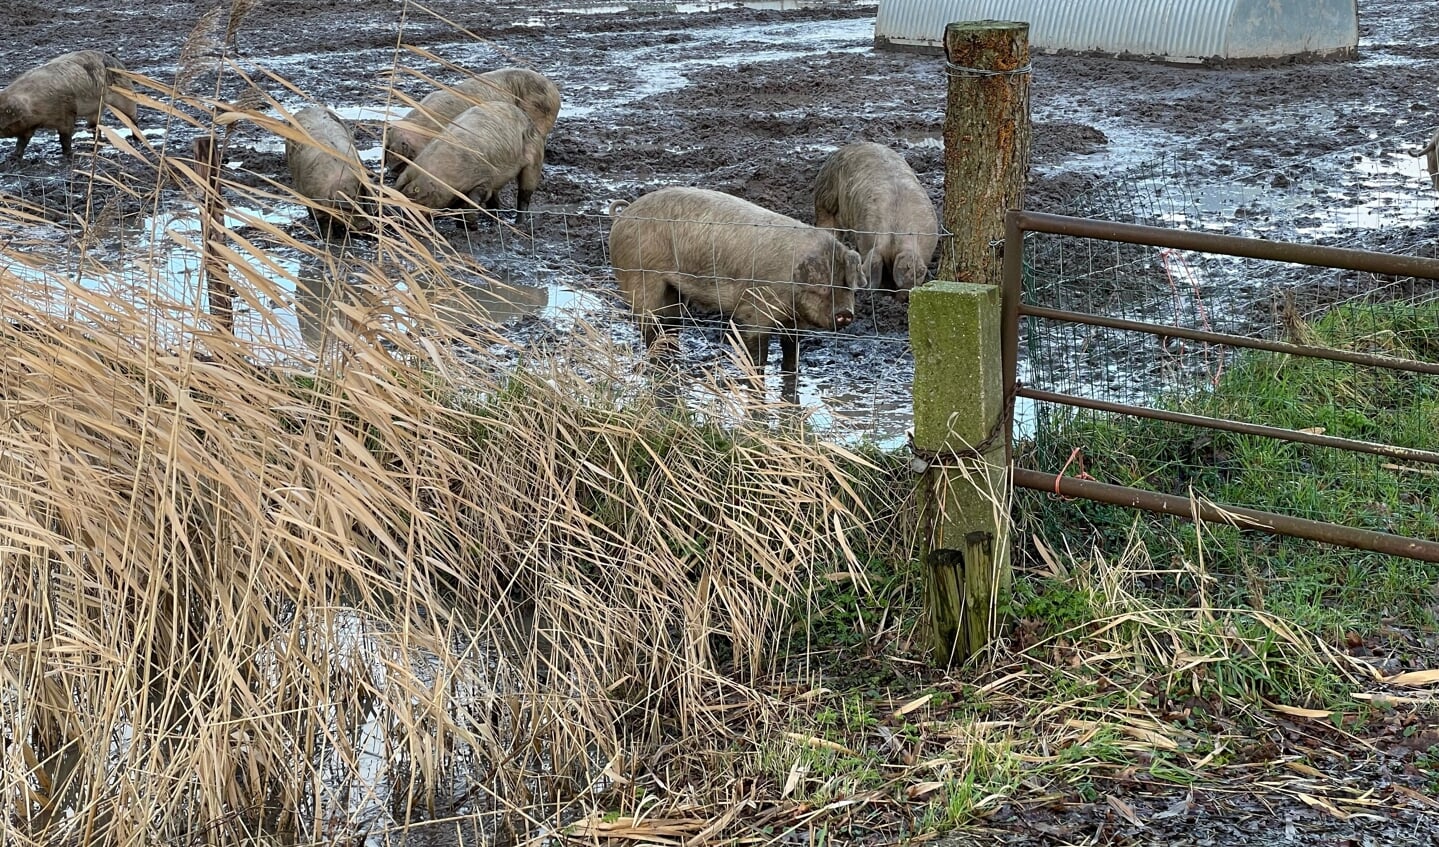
[833,308,854,330]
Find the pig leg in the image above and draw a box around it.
[9,129,35,163]
[463,187,497,228]
[627,272,684,358]
[515,163,541,215]
[57,108,78,157]
[736,324,773,394]
[779,331,800,403]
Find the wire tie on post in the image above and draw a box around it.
[944,61,1034,79]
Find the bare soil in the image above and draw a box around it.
[7,1,1439,442]
[2,1,1437,843]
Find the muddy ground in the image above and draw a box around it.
[2,0,1438,842]
[5,1,1439,446]
[5,1,1439,445]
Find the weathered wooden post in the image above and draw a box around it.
[938,21,1032,286]
[193,136,234,333]
[912,21,1030,666]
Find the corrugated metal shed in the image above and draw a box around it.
[874,0,1359,64]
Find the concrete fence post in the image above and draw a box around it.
[910,282,1009,666]
[911,20,1030,666]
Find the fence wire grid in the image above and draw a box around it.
[1019,139,1439,549]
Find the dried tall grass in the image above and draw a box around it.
[0,44,864,847]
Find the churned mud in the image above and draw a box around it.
[4,1,1439,447]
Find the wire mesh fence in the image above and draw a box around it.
[1019,138,1439,541]
[441,203,918,447]
[0,154,920,448]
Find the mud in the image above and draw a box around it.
[6,1,1439,447]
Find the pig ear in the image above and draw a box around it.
[863,248,882,288]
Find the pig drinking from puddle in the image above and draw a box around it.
[813,141,939,293]
[608,186,861,399]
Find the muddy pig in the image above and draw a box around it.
[285,106,372,236]
[455,67,561,142]
[0,50,138,162]
[394,101,543,223]
[383,87,475,175]
[813,141,939,292]
[608,186,861,396]
[1409,127,1439,191]
[384,67,560,175]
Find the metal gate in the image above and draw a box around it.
[1001,210,1439,563]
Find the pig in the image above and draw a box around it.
[0,50,138,162]
[384,66,560,176]
[607,186,861,397]
[813,141,939,292]
[1408,127,1439,191]
[284,106,372,236]
[383,87,474,175]
[394,101,543,223]
[456,67,561,141]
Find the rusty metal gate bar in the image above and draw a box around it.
[1001,210,1439,564]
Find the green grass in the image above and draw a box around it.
[1021,299,1439,639]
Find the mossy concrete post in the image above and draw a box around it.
[938,21,1032,285]
[910,282,1009,666]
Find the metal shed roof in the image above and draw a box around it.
[874,0,1359,64]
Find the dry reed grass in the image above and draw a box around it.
[0,39,868,846]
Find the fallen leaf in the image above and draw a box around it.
[894,693,933,717]
[1393,784,1439,809]
[1296,792,1350,820]
[1284,760,1325,778]
[1382,669,1439,687]
[1151,793,1195,820]
[1106,794,1145,828]
[781,760,806,799]
[1269,702,1334,720]
[907,781,944,800]
[782,732,854,756]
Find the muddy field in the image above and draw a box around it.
[2,4,1439,839]
[4,1,1439,447]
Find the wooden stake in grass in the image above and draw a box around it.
[193,135,234,332]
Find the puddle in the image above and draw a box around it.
[330,105,407,123]
[522,1,861,25]
[1,203,308,348]
[521,18,874,119]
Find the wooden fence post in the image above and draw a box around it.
[938,21,1032,286]
[193,136,234,333]
[911,20,1030,666]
